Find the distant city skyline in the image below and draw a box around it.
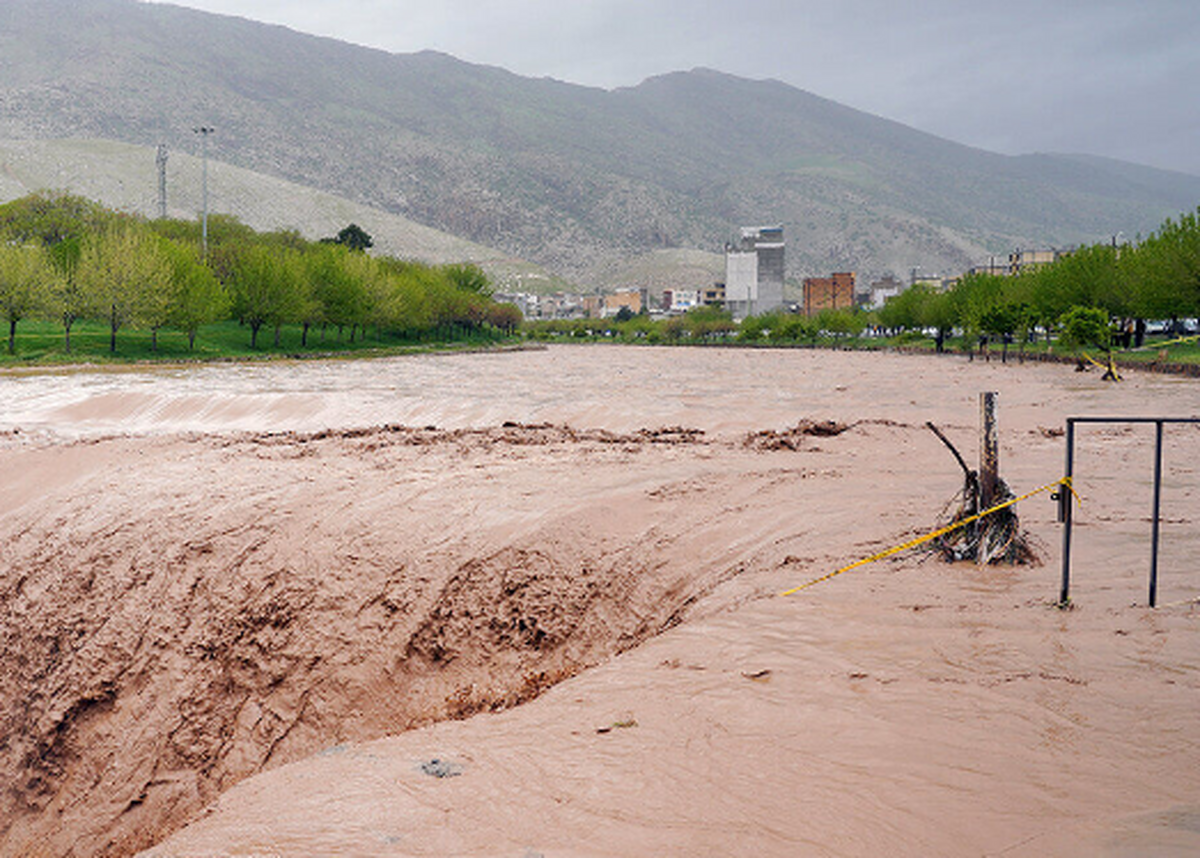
[147,0,1200,177]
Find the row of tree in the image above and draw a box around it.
[875,206,1200,352]
[526,304,877,346]
[0,193,521,354]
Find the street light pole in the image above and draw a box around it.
[193,126,214,260]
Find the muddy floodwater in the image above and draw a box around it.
[0,345,1197,857]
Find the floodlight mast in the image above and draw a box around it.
[193,126,214,259]
[156,144,168,220]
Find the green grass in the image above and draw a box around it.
[0,319,515,367]
[1113,339,1200,365]
[855,333,1200,367]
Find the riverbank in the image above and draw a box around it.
[0,318,526,370]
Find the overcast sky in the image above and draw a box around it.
[149,0,1200,177]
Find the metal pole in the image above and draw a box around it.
[156,144,168,220]
[1059,419,1076,605]
[194,126,214,260]
[1149,420,1164,607]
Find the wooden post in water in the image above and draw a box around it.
[979,392,999,564]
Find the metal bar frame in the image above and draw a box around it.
[1059,416,1200,607]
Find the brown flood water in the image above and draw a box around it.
[0,345,1197,857]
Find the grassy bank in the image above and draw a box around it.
[528,324,1200,373]
[0,319,517,368]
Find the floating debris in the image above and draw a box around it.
[926,420,1037,565]
[596,718,638,734]
[419,758,464,778]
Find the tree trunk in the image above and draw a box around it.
[151,327,159,352]
[110,305,118,353]
[7,317,15,355]
[274,324,282,348]
[64,316,74,354]
[188,329,197,350]
[250,321,261,349]
[301,322,310,347]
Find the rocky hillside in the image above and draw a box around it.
[0,138,562,290]
[2,0,1198,287]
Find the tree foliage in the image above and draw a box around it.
[0,242,52,354]
[0,193,515,354]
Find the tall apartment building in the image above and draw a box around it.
[803,272,856,316]
[724,226,785,319]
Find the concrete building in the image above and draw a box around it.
[492,292,537,319]
[913,275,948,291]
[582,295,604,318]
[601,288,646,317]
[724,226,785,319]
[661,289,702,314]
[1009,248,1070,275]
[803,272,856,316]
[866,275,903,310]
[701,284,726,307]
[967,259,1010,278]
[580,288,649,319]
[966,249,1074,278]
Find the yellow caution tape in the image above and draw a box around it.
[779,476,1081,597]
[1081,351,1122,380]
[1130,333,1200,351]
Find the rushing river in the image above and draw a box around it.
[5,343,1189,441]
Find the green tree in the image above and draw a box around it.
[737,313,769,343]
[486,302,523,335]
[76,224,174,353]
[1058,305,1113,364]
[0,192,109,246]
[683,305,735,341]
[662,315,687,342]
[47,237,84,353]
[229,245,304,348]
[163,240,228,349]
[918,288,957,352]
[1127,209,1200,323]
[442,263,492,297]
[818,307,865,339]
[877,283,932,333]
[325,223,374,252]
[305,243,353,343]
[0,242,52,354]
[952,272,1005,353]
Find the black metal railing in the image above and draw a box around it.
[1059,417,1200,607]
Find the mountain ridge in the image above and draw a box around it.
[2,0,1197,287]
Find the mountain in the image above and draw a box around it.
[2,0,1198,290]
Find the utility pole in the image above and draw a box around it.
[156,144,168,220]
[193,126,214,259]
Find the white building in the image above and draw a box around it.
[662,289,703,314]
[724,226,784,319]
